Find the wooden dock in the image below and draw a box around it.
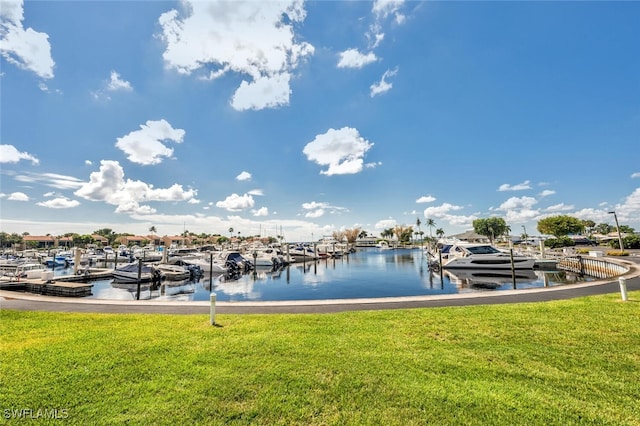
[0,268,113,297]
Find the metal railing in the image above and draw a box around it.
[557,256,629,279]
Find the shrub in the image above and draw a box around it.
[608,235,640,250]
[544,236,575,249]
[606,251,629,256]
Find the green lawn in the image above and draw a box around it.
[1,292,639,425]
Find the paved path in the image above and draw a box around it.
[1,255,639,315]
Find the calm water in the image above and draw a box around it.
[54,248,592,302]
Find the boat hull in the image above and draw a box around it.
[443,255,536,270]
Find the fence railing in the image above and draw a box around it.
[557,256,629,279]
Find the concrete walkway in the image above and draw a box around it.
[1,255,639,315]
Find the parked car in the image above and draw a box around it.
[572,237,597,246]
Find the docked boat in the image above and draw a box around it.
[168,252,236,274]
[250,247,289,269]
[288,245,319,262]
[2,262,48,280]
[154,263,192,281]
[432,243,536,270]
[113,262,164,283]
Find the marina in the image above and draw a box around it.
[1,248,615,302]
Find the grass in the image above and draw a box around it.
[1,293,639,425]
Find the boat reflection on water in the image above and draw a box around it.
[445,269,541,291]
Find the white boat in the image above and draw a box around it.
[169,253,229,274]
[375,241,392,250]
[316,243,346,258]
[4,262,48,280]
[433,243,536,270]
[249,247,289,268]
[155,263,191,281]
[287,245,319,262]
[113,262,164,282]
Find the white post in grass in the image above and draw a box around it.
[619,277,628,302]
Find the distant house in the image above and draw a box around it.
[91,235,109,245]
[22,235,57,249]
[115,235,148,247]
[162,235,189,247]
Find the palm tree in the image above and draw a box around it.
[149,225,157,234]
[426,218,436,238]
[416,218,423,249]
[436,228,445,240]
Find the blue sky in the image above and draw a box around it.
[1,0,639,242]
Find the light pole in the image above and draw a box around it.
[608,211,625,253]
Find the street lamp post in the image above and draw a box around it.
[608,211,625,253]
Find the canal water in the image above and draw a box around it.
[53,248,592,302]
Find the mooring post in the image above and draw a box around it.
[136,258,142,300]
[209,253,213,292]
[509,248,516,289]
[619,277,628,302]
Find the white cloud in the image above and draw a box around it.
[373,0,406,23]
[106,71,133,92]
[368,0,406,46]
[0,0,55,79]
[74,160,197,215]
[496,196,540,223]
[631,172,640,178]
[337,48,377,69]
[7,191,28,201]
[247,189,264,196]
[14,172,83,190]
[498,180,532,191]
[374,218,397,230]
[301,201,347,218]
[158,0,314,111]
[236,171,252,181]
[539,189,556,197]
[615,187,640,223]
[498,196,538,211]
[422,203,476,228]
[231,73,292,111]
[545,203,574,212]
[305,209,324,219]
[416,195,436,204]
[252,207,269,217]
[115,119,185,165]
[303,127,375,176]
[0,144,39,165]
[91,71,133,100]
[423,202,463,218]
[370,67,398,97]
[36,197,80,209]
[216,193,255,212]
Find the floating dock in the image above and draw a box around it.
[0,268,113,297]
